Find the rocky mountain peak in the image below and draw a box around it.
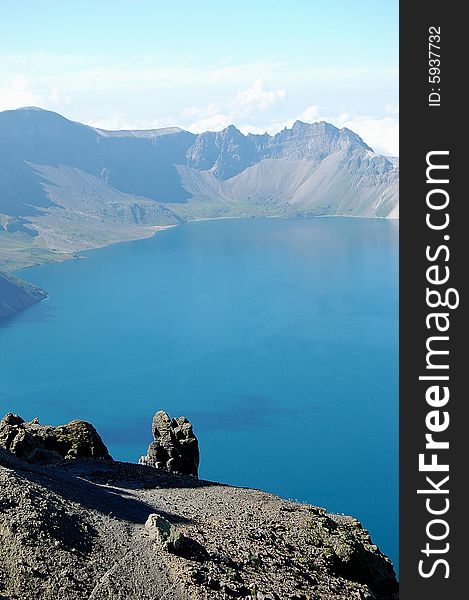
[186,124,259,179]
[221,123,242,136]
[339,126,373,151]
[291,119,332,133]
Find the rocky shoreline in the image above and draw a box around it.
[0,412,398,599]
[0,271,48,321]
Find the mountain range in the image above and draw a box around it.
[0,107,398,318]
[0,107,398,270]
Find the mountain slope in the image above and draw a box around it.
[0,107,194,207]
[0,412,398,600]
[0,108,399,271]
[0,271,47,320]
[176,152,398,219]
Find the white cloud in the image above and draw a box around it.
[86,111,178,131]
[0,74,43,111]
[233,79,286,114]
[326,114,399,156]
[180,103,220,121]
[176,80,287,133]
[0,72,73,113]
[0,58,399,156]
[297,105,320,122]
[351,118,399,157]
[87,111,128,130]
[1,53,396,96]
[48,87,71,107]
[187,114,233,133]
[0,54,283,93]
[385,101,399,115]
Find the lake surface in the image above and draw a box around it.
[0,217,398,568]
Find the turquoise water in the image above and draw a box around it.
[0,217,398,568]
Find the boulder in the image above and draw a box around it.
[139,410,199,477]
[0,413,112,463]
[145,513,186,553]
[145,513,209,560]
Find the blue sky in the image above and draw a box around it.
[0,0,398,154]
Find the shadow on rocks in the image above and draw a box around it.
[0,449,192,526]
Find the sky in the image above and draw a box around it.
[0,0,399,155]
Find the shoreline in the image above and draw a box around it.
[11,224,176,276]
[10,212,399,278]
[189,213,399,223]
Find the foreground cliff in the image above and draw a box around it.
[0,271,47,320]
[0,413,398,599]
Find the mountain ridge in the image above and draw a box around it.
[2,107,375,150]
[0,107,398,277]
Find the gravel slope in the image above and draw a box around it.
[0,449,398,600]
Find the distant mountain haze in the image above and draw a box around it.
[0,107,398,274]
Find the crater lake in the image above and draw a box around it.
[0,217,398,567]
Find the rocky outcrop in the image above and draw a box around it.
[139,410,199,477]
[0,411,398,599]
[0,413,112,463]
[186,120,375,180]
[0,271,47,320]
[306,508,397,598]
[186,124,260,179]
